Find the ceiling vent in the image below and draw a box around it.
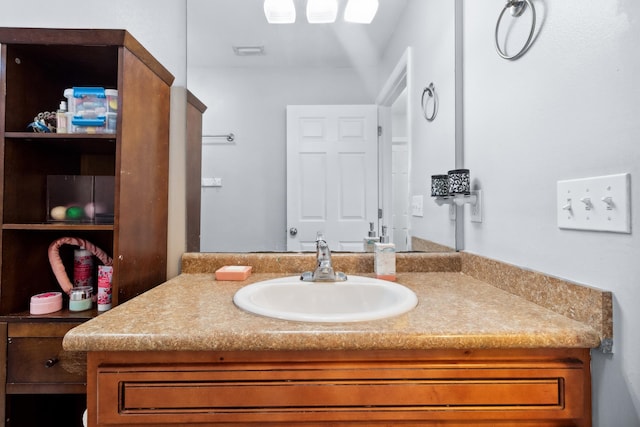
[232,46,266,56]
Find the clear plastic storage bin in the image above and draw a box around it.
[47,175,115,223]
[64,87,118,134]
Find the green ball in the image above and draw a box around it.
[66,206,84,220]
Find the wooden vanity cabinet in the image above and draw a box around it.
[0,28,174,426]
[87,348,591,426]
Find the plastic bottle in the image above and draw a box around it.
[73,246,94,287]
[363,222,379,252]
[97,265,113,311]
[56,101,67,133]
[374,226,396,281]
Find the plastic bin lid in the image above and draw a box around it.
[64,87,117,98]
[74,87,106,98]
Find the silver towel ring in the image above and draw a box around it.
[495,0,537,60]
[421,83,438,122]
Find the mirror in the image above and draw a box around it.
[187,0,458,252]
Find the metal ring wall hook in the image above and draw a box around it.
[495,0,537,60]
[421,83,438,122]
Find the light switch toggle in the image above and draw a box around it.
[562,199,572,212]
[580,197,592,210]
[557,173,631,233]
[601,196,614,210]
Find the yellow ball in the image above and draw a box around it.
[50,206,67,221]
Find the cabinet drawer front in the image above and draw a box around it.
[96,366,585,425]
[7,337,86,386]
[122,379,562,409]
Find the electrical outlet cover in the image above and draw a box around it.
[411,195,424,217]
[470,190,482,223]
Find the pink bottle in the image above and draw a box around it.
[97,265,113,311]
[73,246,94,287]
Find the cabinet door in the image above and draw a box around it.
[7,323,86,394]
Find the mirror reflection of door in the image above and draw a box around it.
[286,105,378,252]
[391,88,409,251]
[377,48,410,251]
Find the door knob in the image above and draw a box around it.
[289,227,298,236]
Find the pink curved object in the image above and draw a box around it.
[48,237,113,295]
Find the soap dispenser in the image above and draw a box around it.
[374,226,396,281]
[363,222,379,252]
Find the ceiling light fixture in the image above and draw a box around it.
[264,0,296,24]
[344,0,379,24]
[306,0,338,24]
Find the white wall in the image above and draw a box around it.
[191,66,373,252]
[379,0,457,249]
[463,0,640,425]
[0,0,188,278]
[0,0,185,77]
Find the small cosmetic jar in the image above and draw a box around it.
[69,286,93,311]
[448,169,470,195]
[431,175,449,197]
[30,292,63,315]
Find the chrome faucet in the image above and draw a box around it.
[300,233,347,282]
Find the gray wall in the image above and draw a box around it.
[463,1,640,425]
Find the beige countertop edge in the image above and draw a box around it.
[63,272,602,353]
[460,252,613,352]
[180,252,462,274]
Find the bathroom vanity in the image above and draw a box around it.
[64,252,611,426]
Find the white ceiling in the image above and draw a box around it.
[187,0,409,68]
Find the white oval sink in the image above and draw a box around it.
[233,275,418,322]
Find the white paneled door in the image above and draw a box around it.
[286,105,378,252]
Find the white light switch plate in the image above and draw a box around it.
[411,195,424,217]
[557,173,631,233]
[202,177,223,187]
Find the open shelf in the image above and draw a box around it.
[3,223,114,231]
[2,308,99,323]
[5,132,116,140]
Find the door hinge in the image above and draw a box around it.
[378,126,382,137]
[378,208,383,219]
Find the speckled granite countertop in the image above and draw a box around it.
[63,252,604,352]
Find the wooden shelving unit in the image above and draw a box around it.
[0,27,174,426]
